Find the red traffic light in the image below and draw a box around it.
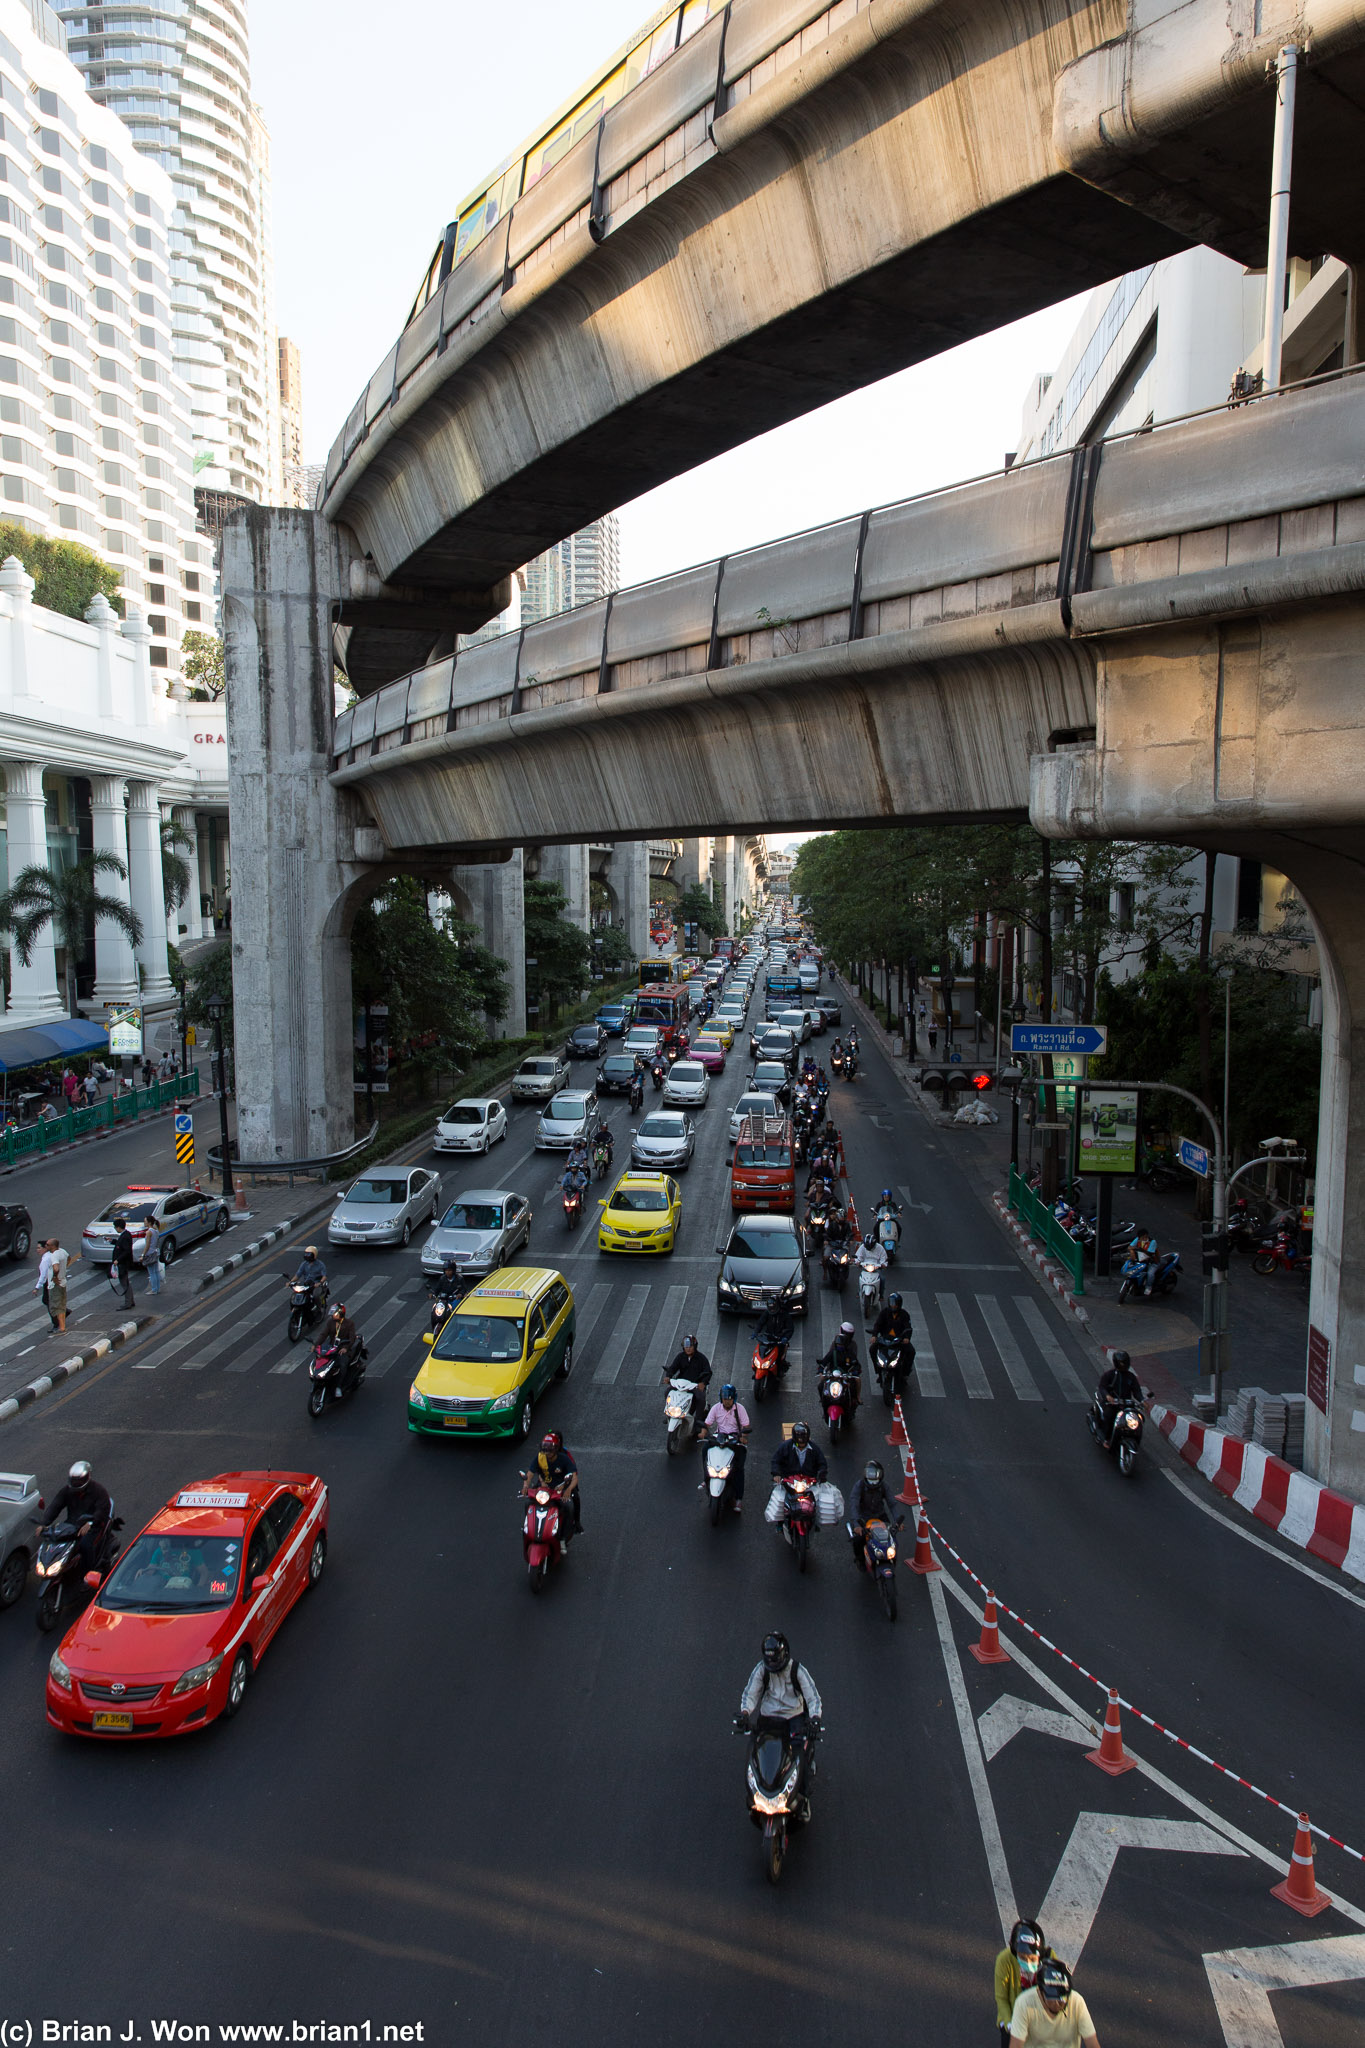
[972,1071,993,1091]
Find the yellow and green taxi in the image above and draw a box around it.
[597,1171,682,1254]
[407,1266,575,1440]
[698,1019,734,1049]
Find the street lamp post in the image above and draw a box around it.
[1000,1064,1026,1171]
[205,995,232,1197]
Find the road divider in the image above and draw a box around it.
[0,1315,156,1425]
[198,1217,305,1290]
[1150,1403,1365,1577]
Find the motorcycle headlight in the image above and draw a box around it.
[490,1390,518,1412]
[409,1385,428,1409]
[172,1653,225,1697]
[829,1380,843,1397]
[885,1540,897,1561]
[1124,1413,1141,1430]
[49,1650,72,1692]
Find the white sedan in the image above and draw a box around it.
[663,1059,710,1108]
[432,1097,508,1154]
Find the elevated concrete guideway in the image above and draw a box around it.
[320,0,1365,689]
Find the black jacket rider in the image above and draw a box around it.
[847,1474,899,1533]
[1099,1361,1143,1407]
[873,1304,912,1346]
[771,1438,829,1483]
[42,1476,112,1535]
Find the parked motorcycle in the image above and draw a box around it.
[818,1369,853,1445]
[521,1479,568,1592]
[307,1334,367,1417]
[871,1332,914,1407]
[1252,1229,1310,1279]
[1088,1392,1144,1477]
[1116,1244,1181,1302]
[853,1514,903,1620]
[700,1432,743,1524]
[287,1277,328,1344]
[32,1511,123,1634]
[663,1374,703,1454]
[735,1715,820,1884]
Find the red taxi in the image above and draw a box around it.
[46,1470,327,1739]
[689,1037,727,1074]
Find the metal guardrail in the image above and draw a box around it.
[207,1121,381,1191]
[1007,1163,1084,1295]
[0,1069,200,1167]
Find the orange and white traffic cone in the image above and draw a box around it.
[1086,1688,1137,1776]
[969,1591,1011,1666]
[234,1176,249,1212]
[896,1456,922,1507]
[1270,1812,1332,1917]
[909,1509,941,1575]
[886,1400,909,1448]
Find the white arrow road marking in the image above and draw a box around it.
[897,1183,933,1215]
[977,1692,1095,1763]
[1204,1934,1365,2048]
[1042,1813,1246,1969]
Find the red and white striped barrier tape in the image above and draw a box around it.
[916,1506,1365,1868]
[1150,1404,1365,1577]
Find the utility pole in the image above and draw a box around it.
[1039,837,1059,1200]
[1261,46,1300,392]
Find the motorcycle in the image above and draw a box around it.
[1116,1245,1181,1302]
[854,1514,903,1620]
[700,1432,743,1524]
[777,1474,820,1571]
[871,1332,914,1407]
[663,1374,703,1454]
[1252,1228,1310,1279]
[425,1274,460,1335]
[521,1479,568,1592]
[818,1369,853,1444]
[844,1052,858,1080]
[287,1277,328,1343]
[307,1335,367,1416]
[857,1257,883,1321]
[33,1511,123,1634]
[1227,1196,1268,1254]
[562,1182,584,1229]
[830,1050,846,1077]
[805,1198,830,1247]
[1088,1393,1144,1477]
[821,1239,851,1290]
[752,1332,782,1405]
[875,1209,901,1263]
[735,1715,819,1884]
[592,1136,614,1181]
[650,1061,666,1092]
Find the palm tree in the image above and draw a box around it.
[0,854,144,1017]
[160,817,195,913]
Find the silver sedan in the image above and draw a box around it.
[328,1166,442,1248]
[630,1111,696,1172]
[420,1188,532,1279]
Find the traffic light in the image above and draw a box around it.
[972,1070,993,1092]
[1201,1226,1230,1275]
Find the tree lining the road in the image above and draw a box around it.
[351,878,509,1069]
[523,878,591,1022]
[676,881,727,939]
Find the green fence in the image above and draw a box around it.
[0,1068,200,1167]
[1007,1163,1084,1295]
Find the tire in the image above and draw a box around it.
[1251,1253,1276,1276]
[36,1582,61,1634]
[667,1425,685,1457]
[223,1647,251,1718]
[556,1337,574,1382]
[528,1561,549,1595]
[159,1236,177,1267]
[307,1382,327,1418]
[306,1533,327,1588]
[764,1821,786,1885]
[480,1135,490,1155]
[213,1209,229,1235]
[288,1309,304,1343]
[753,1374,768,1405]
[0,1547,28,1607]
[881,1375,893,1408]
[401,1220,412,1248]
[1118,1441,1137,1478]
[710,1491,723,1526]
[879,1573,899,1622]
[1159,1273,1178,1295]
[1117,1278,1133,1303]
[9,1226,30,1260]
[829,1414,842,1445]
[513,1394,534,1442]
[793,1527,808,1574]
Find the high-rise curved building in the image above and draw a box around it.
[54,0,276,502]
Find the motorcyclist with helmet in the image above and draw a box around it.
[754,1291,796,1374]
[523,1429,581,1539]
[995,1921,1057,2047]
[855,1229,888,1301]
[666,1331,713,1422]
[846,1458,903,1563]
[1094,1349,1144,1448]
[39,1460,112,1575]
[292,1244,328,1307]
[873,1291,912,1348]
[816,1320,862,1413]
[738,1631,823,1810]
[701,1383,750,1508]
[325,1300,363,1383]
[770,1420,828,1483]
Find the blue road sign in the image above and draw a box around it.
[1010,1024,1108,1057]
[1177,1135,1210,1178]
[174,1112,193,1135]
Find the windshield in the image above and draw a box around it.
[670,1064,703,1081]
[546,1094,586,1121]
[610,1187,669,1212]
[737,1145,791,1167]
[441,1106,484,1125]
[101,1533,241,1612]
[441,1202,502,1230]
[100,1199,157,1223]
[434,1313,526,1363]
[602,1058,635,1075]
[753,1067,786,1088]
[347,1179,406,1204]
[729,1226,800,1260]
[519,1059,556,1075]
[638,1117,683,1138]
[599,1007,627,1020]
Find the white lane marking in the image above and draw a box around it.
[976,1693,1092,1763]
[977,1295,1041,1401]
[1162,1468,1365,1613]
[936,1293,992,1399]
[592,1283,651,1385]
[1204,1934,1365,2048]
[1040,1814,1245,1972]
[131,1271,287,1372]
[637,1284,688,1386]
[927,1570,1016,1941]
[1013,1296,1089,1403]
[352,1292,428,1380]
[903,1294,945,1398]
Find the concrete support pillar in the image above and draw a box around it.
[222,508,358,1162]
[169,804,206,941]
[612,840,651,960]
[452,853,526,1038]
[538,843,590,931]
[125,781,173,1003]
[0,758,64,1021]
[88,774,141,1006]
[713,835,733,932]
[679,836,710,894]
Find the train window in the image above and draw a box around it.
[679,0,719,40]
[571,93,605,144]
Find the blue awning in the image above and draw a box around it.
[0,1019,109,1074]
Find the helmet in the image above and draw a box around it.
[331,1301,345,1316]
[792,1421,811,1447]
[1010,1920,1044,1959]
[864,1232,876,1248]
[68,1460,92,1490]
[839,1321,854,1336]
[720,1382,737,1402]
[681,1332,697,1350]
[305,1245,318,1257]
[1038,1962,1070,2005]
[889,1292,903,1310]
[881,1188,893,1204]
[540,1430,563,1456]
[761,1631,791,1674]
[1111,1349,1130,1368]
[863,1460,884,1486]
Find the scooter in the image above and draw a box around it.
[804,1198,830,1248]
[875,1209,901,1262]
[287,1277,328,1343]
[425,1274,460,1335]
[857,1256,883,1322]
[650,1061,666,1092]
[844,1052,858,1080]
[818,1369,853,1444]
[751,1331,783,1405]
[871,1331,914,1407]
[699,1432,743,1523]
[1251,1229,1309,1278]
[521,1479,568,1592]
[562,1183,584,1229]
[32,1510,123,1634]
[307,1335,367,1416]
[821,1239,851,1290]
[592,1135,614,1180]
[1116,1245,1181,1302]
[735,1716,820,1884]
[1088,1393,1145,1477]
[777,1475,820,1572]
[663,1374,703,1453]
[853,1514,903,1621]
[830,1050,846,1078]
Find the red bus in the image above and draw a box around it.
[634,980,692,1053]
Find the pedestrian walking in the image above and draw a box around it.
[82,1072,97,1106]
[141,1056,153,1089]
[927,1023,938,1053]
[62,1067,78,1107]
[35,1240,56,1329]
[143,1220,164,1295]
[111,1222,135,1310]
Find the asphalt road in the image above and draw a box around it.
[0,986,1362,2047]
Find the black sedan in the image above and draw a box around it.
[716,1214,809,1316]
[569,1023,608,1059]
[597,1052,641,1096]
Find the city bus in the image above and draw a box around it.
[639,958,672,987]
[633,980,692,1053]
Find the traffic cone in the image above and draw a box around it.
[234,1176,249,1212]
[1086,1688,1137,1776]
[1270,1812,1332,1917]
[909,1509,941,1575]
[969,1591,1011,1665]
[886,1400,909,1448]
[896,1455,922,1507]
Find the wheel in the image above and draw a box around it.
[528,1560,549,1594]
[667,1426,685,1457]
[306,1533,327,1588]
[288,1309,304,1343]
[879,1573,899,1622]
[513,1394,534,1442]
[710,1491,723,1526]
[213,1208,229,1235]
[764,1821,786,1885]
[1117,1278,1132,1303]
[1159,1272,1178,1295]
[222,1647,251,1718]
[556,1337,574,1382]
[0,1547,28,1607]
[9,1226,30,1260]
[881,1375,894,1408]
[829,1414,842,1444]
[753,1374,768,1405]
[793,1528,808,1574]
[401,1219,412,1247]
[159,1236,177,1267]
[36,1582,61,1634]
[1251,1253,1276,1276]
[307,1382,327,1417]
[481,1134,490,1154]
[1118,1440,1138,1476]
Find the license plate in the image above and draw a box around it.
[442,1416,468,1428]
[755,1200,770,1209]
[92,1710,134,1731]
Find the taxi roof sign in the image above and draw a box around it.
[472,1286,529,1299]
[175,1490,249,1509]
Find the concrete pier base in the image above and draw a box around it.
[611,841,651,960]
[453,852,526,1038]
[538,843,590,931]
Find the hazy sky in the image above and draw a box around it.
[252,0,1091,586]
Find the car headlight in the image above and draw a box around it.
[171,1653,225,1697]
[409,1385,428,1409]
[49,1649,72,1692]
[489,1390,518,1412]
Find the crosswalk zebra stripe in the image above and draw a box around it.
[1013,1297,1090,1403]
[573,1283,614,1357]
[903,1293,945,1398]
[976,1295,1042,1402]
[637,1284,688,1386]
[935,1294,992,1398]
[593,1284,651,1384]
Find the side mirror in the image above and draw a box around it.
[421,1331,434,1347]
[251,1573,270,1594]
[84,1570,102,1591]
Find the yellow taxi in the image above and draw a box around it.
[697,1019,734,1049]
[597,1171,682,1254]
[407,1267,575,1441]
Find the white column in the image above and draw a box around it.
[613,840,651,960]
[126,781,173,1002]
[0,759,65,1021]
[168,805,206,941]
[538,843,590,930]
[88,774,141,1005]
